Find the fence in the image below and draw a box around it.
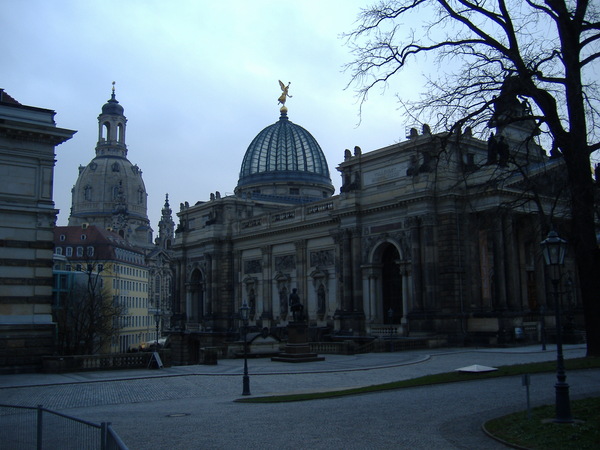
[0,404,128,450]
[42,350,170,373]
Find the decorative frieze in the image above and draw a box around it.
[307,202,334,214]
[363,162,408,186]
[273,211,295,222]
[242,218,262,228]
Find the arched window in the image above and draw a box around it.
[117,123,124,143]
[155,275,161,294]
[84,185,92,201]
[102,122,110,141]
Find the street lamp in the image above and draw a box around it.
[540,230,572,423]
[239,301,251,396]
[388,308,394,352]
[154,309,161,349]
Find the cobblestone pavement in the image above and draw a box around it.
[1,345,598,449]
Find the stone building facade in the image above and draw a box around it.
[0,89,75,373]
[169,96,577,364]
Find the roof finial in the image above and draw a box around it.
[111,81,116,99]
[278,80,292,114]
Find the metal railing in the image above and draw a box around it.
[0,404,128,449]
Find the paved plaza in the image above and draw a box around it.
[1,344,598,449]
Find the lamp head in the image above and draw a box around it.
[541,230,567,282]
[240,301,250,321]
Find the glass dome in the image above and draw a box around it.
[237,112,332,189]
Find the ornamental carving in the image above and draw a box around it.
[275,254,295,272]
[310,249,334,267]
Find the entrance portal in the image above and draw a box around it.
[381,245,402,324]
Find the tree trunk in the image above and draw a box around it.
[564,147,600,357]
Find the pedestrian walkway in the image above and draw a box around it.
[0,344,588,391]
[1,344,597,449]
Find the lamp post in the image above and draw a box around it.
[388,308,394,352]
[540,230,572,423]
[240,301,251,396]
[154,309,161,349]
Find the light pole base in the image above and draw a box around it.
[554,382,573,423]
[242,375,251,396]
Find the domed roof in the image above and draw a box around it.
[237,111,332,189]
[101,92,124,116]
[70,156,148,220]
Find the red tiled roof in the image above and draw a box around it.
[54,225,144,263]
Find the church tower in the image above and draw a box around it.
[156,194,175,250]
[69,84,153,249]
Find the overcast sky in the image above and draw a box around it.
[3,0,422,230]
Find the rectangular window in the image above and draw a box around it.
[76,247,84,257]
[87,246,94,257]
[66,247,73,257]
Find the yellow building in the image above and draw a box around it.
[53,225,153,354]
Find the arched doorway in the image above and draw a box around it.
[381,244,402,324]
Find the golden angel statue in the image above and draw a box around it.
[278,80,292,106]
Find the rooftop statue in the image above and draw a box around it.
[278,80,292,110]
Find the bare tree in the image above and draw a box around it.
[345,0,600,355]
[53,263,123,355]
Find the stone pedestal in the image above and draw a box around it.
[271,322,324,363]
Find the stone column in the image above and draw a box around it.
[400,263,411,335]
[421,216,437,310]
[408,217,423,310]
[361,264,381,324]
[261,245,272,320]
[295,239,307,317]
[342,229,353,311]
[503,214,519,309]
[351,227,363,313]
[492,221,508,309]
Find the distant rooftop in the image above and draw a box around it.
[0,89,21,105]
